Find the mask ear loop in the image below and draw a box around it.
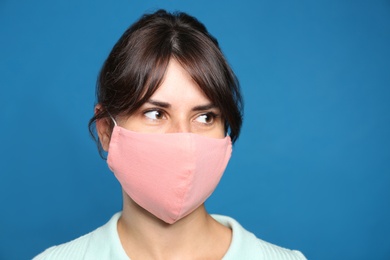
[107,112,118,126]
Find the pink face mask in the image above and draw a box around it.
[107,122,232,224]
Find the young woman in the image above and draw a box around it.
[35,9,306,260]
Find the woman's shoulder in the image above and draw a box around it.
[33,212,127,260]
[33,231,93,260]
[211,214,306,260]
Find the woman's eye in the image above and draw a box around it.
[144,110,164,120]
[195,113,216,124]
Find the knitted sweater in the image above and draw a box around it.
[34,212,306,260]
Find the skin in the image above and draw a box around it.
[96,59,232,260]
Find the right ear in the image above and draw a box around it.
[95,104,112,152]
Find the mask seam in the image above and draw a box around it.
[174,134,196,222]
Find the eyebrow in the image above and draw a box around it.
[147,99,218,111]
[192,103,218,111]
[147,99,171,108]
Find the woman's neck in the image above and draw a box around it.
[117,192,231,260]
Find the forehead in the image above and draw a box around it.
[149,59,212,106]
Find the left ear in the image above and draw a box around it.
[95,105,112,152]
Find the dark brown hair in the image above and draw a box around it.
[89,9,243,155]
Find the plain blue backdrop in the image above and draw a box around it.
[1,1,389,259]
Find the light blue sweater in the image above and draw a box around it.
[34,212,306,259]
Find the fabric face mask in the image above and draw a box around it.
[107,122,232,224]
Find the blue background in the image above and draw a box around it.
[1,1,389,259]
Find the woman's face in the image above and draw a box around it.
[120,59,225,138]
[98,58,225,151]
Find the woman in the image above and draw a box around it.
[35,9,306,259]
